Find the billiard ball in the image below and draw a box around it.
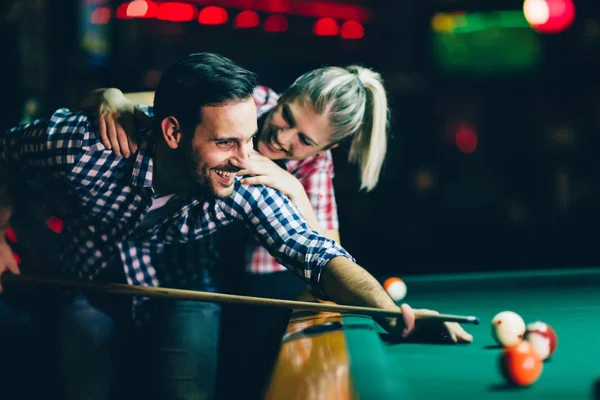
[491,311,526,347]
[383,277,407,302]
[524,321,557,361]
[500,340,543,387]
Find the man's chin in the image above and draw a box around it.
[194,181,235,198]
[213,185,235,198]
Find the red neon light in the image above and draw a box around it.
[235,10,260,28]
[313,17,339,36]
[530,0,575,34]
[455,124,478,154]
[156,2,197,22]
[91,7,111,24]
[262,0,291,13]
[264,14,288,32]
[6,227,17,243]
[297,2,367,22]
[45,216,64,234]
[116,1,156,19]
[340,21,364,39]
[175,0,368,22]
[198,6,229,25]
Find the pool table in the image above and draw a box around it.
[266,267,600,399]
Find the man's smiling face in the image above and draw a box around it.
[182,97,258,198]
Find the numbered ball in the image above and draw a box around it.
[524,321,557,361]
[500,341,543,387]
[491,311,526,347]
[383,277,407,302]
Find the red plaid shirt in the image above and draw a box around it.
[249,86,339,274]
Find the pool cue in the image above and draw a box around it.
[3,274,480,325]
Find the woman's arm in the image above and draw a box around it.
[291,195,340,242]
[121,91,155,105]
[294,153,341,243]
[239,153,339,240]
[80,88,154,157]
[286,186,340,241]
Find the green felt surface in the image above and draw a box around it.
[347,268,600,399]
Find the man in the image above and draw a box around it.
[0,53,470,399]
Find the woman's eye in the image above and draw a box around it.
[300,136,312,146]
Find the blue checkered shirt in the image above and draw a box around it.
[0,108,354,315]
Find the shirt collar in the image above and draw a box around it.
[131,128,155,188]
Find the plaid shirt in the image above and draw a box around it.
[0,107,353,314]
[249,86,339,274]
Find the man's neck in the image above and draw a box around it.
[152,143,185,196]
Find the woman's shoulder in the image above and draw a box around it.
[253,86,280,118]
[285,151,335,178]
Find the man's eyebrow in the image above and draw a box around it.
[248,129,259,142]
[211,129,258,142]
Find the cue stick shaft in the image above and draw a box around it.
[3,275,480,325]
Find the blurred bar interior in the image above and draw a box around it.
[2,0,599,275]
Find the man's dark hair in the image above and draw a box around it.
[153,52,257,137]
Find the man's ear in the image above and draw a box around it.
[160,117,182,149]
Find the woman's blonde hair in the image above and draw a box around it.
[279,65,389,191]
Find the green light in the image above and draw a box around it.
[432,11,541,74]
[451,11,531,33]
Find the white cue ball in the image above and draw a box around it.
[491,311,526,347]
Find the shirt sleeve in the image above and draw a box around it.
[137,105,154,118]
[214,181,354,296]
[296,153,339,231]
[252,86,279,119]
[0,108,96,178]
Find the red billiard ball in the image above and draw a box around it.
[499,341,543,387]
[524,321,557,361]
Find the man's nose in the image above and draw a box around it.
[231,142,252,169]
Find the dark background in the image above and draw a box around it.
[2,0,599,277]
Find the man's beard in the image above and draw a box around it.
[179,144,213,197]
[181,145,237,199]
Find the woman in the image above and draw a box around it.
[93,65,471,398]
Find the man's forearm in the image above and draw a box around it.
[0,167,12,239]
[320,256,399,330]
